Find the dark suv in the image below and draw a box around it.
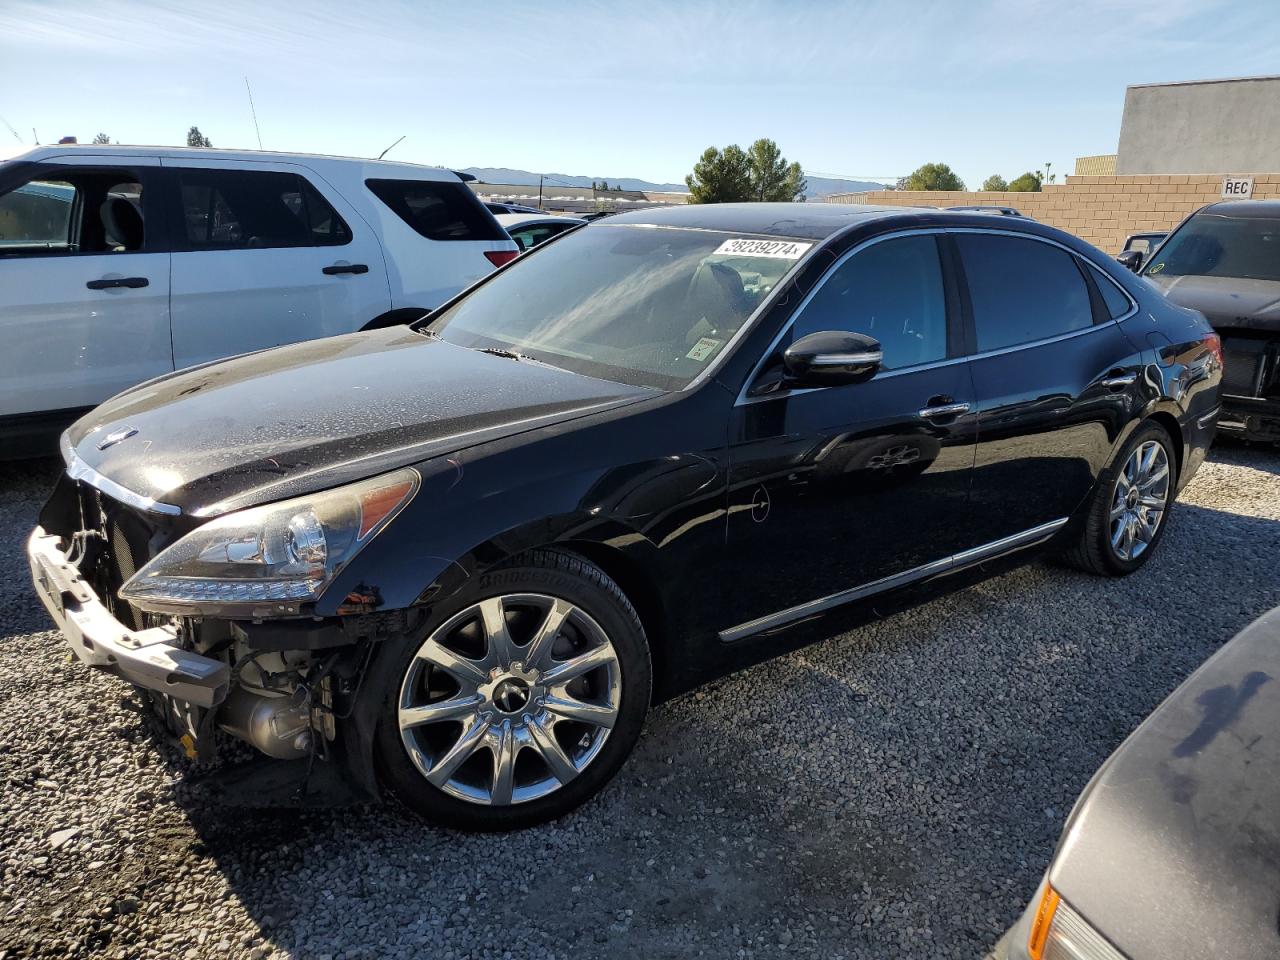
[28,203,1221,830]
[1142,200,1280,442]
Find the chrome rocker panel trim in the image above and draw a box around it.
[719,517,1069,644]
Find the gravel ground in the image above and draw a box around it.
[1,445,1278,960]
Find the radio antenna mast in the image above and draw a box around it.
[377,135,406,160]
[244,76,264,149]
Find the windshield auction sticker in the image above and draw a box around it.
[713,238,813,259]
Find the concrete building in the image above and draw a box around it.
[1115,75,1280,175]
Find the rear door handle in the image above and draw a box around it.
[919,402,970,419]
[322,263,369,276]
[86,277,148,290]
[1099,371,1137,390]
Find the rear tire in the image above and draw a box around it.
[373,549,651,831]
[1061,420,1176,577]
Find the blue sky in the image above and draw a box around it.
[1,0,1277,188]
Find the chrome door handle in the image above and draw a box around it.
[919,402,970,419]
[1100,372,1137,389]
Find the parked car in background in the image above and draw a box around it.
[1115,230,1167,270]
[1140,200,1280,442]
[993,606,1280,960]
[28,204,1219,831]
[947,205,1025,217]
[0,145,518,455]
[496,212,586,251]
[485,201,544,215]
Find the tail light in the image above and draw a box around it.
[1202,331,1223,367]
[484,250,519,268]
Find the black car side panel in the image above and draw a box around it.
[317,387,734,690]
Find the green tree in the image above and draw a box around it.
[686,139,806,204]
[92,132,112,145]
[1007,171,1043,192]
[186,125,213,148]
[904,163,965,191]
[981,174,1008,191]
[686,144,753,203]
[746,138,806,202]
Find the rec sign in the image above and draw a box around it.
[1221,176,1254,199]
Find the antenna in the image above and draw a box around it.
[0,114,24,144]
[244,76,263,149]
[377,135,406,160]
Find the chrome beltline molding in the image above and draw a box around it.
[62,435,182,516]
[719,517,1069,643]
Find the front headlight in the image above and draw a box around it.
[120,468,419,615]
[1028,885,1126,960]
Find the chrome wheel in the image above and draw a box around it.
[1109,439,1171,562]
[398,594,622,806]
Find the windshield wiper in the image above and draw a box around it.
[478,346,527,361]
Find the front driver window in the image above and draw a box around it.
[791,234,948,369]
[0,170,145,257]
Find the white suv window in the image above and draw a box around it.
[0,170,147,257]
[173,168,351,250]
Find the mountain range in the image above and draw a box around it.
[457,167,887,198]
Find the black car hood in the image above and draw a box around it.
[1048,606,1280,959]
[1146,273,1280,331]
[66,328,653,516]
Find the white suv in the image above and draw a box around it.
[0,145,518,454]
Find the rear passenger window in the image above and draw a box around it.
[174,169,350,250]
[957,234,1092,352]
[366,178,506,242]
[792,234,948,370]
[1092,268,1134,319]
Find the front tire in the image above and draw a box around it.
[373,549,652,830]
[1061,420,1176,576]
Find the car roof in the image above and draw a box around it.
[494,213,587,228]
[604,202,937,240]
[605,201,1062,241]
[5,144,463,182]
[1196,199,1280,219]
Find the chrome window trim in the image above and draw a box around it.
[719,517,1068,643]
[62,439,183,516]
[735,226,1135,406]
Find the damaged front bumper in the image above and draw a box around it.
[27,526,230,708]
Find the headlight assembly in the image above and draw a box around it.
[120,467,419,616]
[1028,885,1125,960]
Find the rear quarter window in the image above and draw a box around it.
[366,178,506,242]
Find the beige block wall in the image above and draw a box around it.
[823,174,1280,253]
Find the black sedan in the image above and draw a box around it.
[27,203,1222,830]
[1141,200,1280,443]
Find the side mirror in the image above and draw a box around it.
[783,331,882,387]
[1116,249,1144,273]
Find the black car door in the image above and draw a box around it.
[954,229,1146,542]
[721,231,980,642]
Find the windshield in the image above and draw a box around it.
[1145,212,1280,282]
[425,224,809,390]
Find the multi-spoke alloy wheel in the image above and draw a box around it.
[398,593,623,806]
[1108,439,1171,562]
[1062,421,1176,577]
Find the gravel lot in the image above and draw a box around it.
[1,445,1278,960]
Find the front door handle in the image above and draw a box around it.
[919,401,970,419]
[86,277,149,290]
[1099,371,1137,390]
[322,263,369,276]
